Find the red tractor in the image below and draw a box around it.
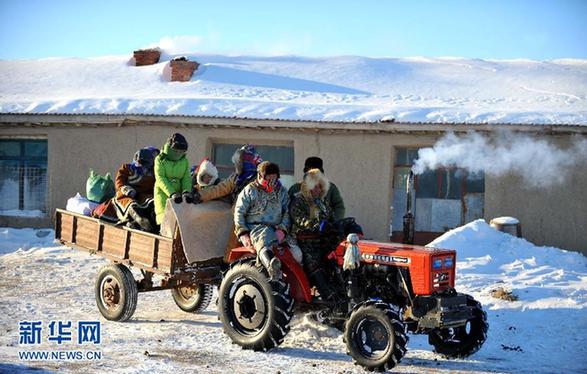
[218,230,488,372]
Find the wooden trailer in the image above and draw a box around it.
[55,208,224,321]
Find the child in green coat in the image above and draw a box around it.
[154,133,194,226]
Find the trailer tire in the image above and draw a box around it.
[95,264,138,322]
[428,294,488,358]
[344,301,408,372]
[171,283,214,313]
[218,261,294,351]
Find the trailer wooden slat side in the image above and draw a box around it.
[55,209,175,275]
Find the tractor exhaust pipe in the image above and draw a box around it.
[402,171,415,244]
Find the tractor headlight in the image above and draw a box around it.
[444,257,454,268]
[433,258,443,269]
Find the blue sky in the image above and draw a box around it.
[0,0,585,60]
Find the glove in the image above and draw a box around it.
[319,220,333,233]
[183,191,194,204]
[275,229,285,243]
[171,192,182,204]
[121,185,136,198]
[240,234,252,249]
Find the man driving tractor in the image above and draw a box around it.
[289,168,340,303]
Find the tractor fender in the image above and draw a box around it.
[226,245,312,303]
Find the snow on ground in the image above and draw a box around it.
[0,222,586,373]
[1,55,587,124]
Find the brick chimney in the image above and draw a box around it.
[170,57,199,82]
[133,48,161,66]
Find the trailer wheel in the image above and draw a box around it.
[171,283,214,313]
[344,301,408,372]
[218,261,294,351]
[95,264,138,322]
[428,294,488,358]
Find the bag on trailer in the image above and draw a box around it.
[66,192,98,216]
[86,169,115,203]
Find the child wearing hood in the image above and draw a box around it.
[194,144,262,204]
[154,133,194,226]
[113,147,159,231]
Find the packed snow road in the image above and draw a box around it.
[1,223,586,373]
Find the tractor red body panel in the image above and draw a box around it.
[330,240,457,296]
[226,245,313,303]
[227,239,456,300]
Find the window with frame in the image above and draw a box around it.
[392,148,484,235]
[212,143,295,188]
[0,139,48,216]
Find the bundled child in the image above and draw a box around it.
[154,133,194,227]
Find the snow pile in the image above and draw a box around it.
[1,55,587,124]
[0,227,56,255]
[426,220,587,373]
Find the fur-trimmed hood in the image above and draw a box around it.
[300,168,330,199]
[196,159,219,187]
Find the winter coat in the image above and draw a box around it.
[289,169,337,273]
[234,181,290,250]
[197,171,258,205]
[114,163,155,210]
[197,173,236,203]
[289,180,345,221]
[154,143,191,224]
[289,170,334,236]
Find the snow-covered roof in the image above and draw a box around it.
[1,54,586,125]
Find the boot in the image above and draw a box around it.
[309,269,337,301]
[309,269,348,322]
[127,204,154,232]
[258,247,282,281]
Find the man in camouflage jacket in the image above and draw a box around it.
[289,168,339,301]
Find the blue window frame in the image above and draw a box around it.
[0,139,48,215]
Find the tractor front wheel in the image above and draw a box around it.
[344,301,408,372]
[428,294,488,358]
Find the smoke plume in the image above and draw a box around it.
[412,130,587,188]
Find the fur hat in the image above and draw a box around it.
[195,158,219,187]
[257,161,280,178]
[232,144,262,175]
[303,157,324,173]
[301,168,330,198]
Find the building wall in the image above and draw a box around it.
[1,121,585,254]
[485,135,587,254]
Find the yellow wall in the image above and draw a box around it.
[1,120,585,254]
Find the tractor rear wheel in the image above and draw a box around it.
[218,261,294,351]
[344,301,408,372]
[428,294,488,358]
[171,283,214,313]
[95,264,138,322]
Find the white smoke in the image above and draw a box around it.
[412,130,587,188]
[146,35,202,55]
